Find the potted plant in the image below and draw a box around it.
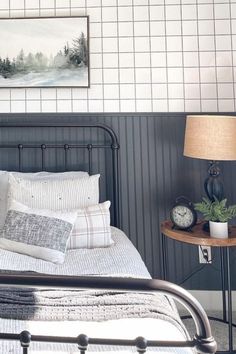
[194,197,236,239]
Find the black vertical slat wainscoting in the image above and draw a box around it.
[0,112,235,290]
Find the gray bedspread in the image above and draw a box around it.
[0,287,188,338]
[0,227,151,278]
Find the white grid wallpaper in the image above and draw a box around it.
[0,0,235,113]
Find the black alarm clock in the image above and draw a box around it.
[170,196,197,231]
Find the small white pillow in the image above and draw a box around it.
[67,201,113,249]
[8,173,100,210]
[0,170,89,229]
[0,201,77,264]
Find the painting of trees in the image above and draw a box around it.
[0,32,88,79]
[0,16,89,87]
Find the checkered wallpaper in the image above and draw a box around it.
[0,0,235,113]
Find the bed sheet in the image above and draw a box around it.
[0,227,195,353]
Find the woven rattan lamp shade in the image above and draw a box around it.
[184,115,236,161]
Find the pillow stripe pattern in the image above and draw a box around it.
[0,170,89,229]
[9,174,100,210]
[68,201,113,249]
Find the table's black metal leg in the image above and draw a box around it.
[220,247,227,322]
[161,233,167,280]
[225,246,233,352]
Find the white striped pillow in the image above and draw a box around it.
[67,201,113,249]
[8,174,100,210]
[0,170,89,229]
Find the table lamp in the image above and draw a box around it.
[183,115,236,201]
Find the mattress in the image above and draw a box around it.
[0,227,195,353]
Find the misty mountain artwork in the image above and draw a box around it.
[0,16,89,87]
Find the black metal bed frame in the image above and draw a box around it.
[0,122,217,354]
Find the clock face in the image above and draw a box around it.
[171,205,195,229]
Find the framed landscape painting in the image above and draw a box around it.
[0,16,89,88]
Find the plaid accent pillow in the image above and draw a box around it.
[67,201,113,249]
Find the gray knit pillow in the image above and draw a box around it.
[0,201,77,264]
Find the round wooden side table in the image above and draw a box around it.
[161,220,236,354]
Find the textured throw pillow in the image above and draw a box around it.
[0,170,89,229]
[8,173,100,210]
[67,201,113,249]
[0,201,77,264]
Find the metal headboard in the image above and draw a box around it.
[0,122,120,227]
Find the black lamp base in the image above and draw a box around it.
[204,161,224,201]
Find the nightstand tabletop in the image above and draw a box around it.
[161,220,236,247]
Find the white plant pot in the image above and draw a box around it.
[209,221,228,239]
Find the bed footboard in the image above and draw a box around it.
[0,273,217,354]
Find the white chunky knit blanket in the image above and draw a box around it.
[0,287,187,337]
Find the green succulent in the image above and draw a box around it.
[194,197,236,223]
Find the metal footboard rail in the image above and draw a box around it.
[0,274,217,354]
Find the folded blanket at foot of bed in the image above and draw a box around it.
[0,287,188,338]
